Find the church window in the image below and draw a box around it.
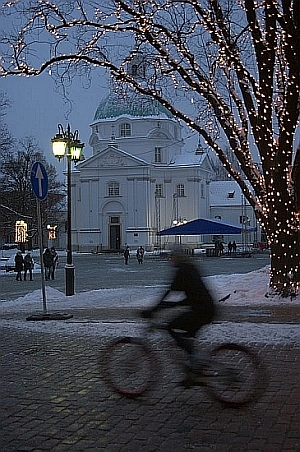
[120,123,131,137]
[110,216,120,224]
[132,64,138,76]
[155,147,162,163]
[155,184,163,198]
[201,184,205,198]
[108,181,120,197]
[176,184,185,197]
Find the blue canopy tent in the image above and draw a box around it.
[158,218,256,236]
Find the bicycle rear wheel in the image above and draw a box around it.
[103,337,156,397]
[205,343,262,407]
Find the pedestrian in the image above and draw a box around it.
[24,251,34,281]
[14,251,24,281]
[228,241,232,256]
[123,246,130,265]
[136,246,144,264]
[50,247,58,280]
[214,240,221,257]
[232,240,237,254]
[43,248,53,280]
[142,248,215,386]
[219,241,224,256]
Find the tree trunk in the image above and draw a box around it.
[268,210,299,297]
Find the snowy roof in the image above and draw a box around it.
[170,151,208,167]
[210,181,249,206]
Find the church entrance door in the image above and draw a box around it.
[109,224,121,250]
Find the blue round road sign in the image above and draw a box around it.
[31,162,48,201]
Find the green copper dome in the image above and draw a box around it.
[94,92,174,120]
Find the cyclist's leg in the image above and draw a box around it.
[167,311,198,354]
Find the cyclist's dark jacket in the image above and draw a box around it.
[169,259,215,323]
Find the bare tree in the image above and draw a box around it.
[0,0,299,296]
[0,91,14,156]
[0,136,65,247]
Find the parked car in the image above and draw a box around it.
[2,243,19,251]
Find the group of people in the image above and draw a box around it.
[123,246,145,265]
[214,240,237,256]
[227,241,237,255]
[14,251,35,281]
[14,247,59,281]
[42,247,59,280]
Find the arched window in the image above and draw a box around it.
[108,181,120,197]
[176,184,185,197]
[120,123,131,137]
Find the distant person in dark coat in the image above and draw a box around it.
[136,246,144,264]
[15,251,24,281]
[232,241,237,254]
[50,247,58,280]
[123,246,130,265]
[24,251,34,281]
[43,248,53,281]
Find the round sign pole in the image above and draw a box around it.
[37,199,47,314]
[27,161,73,321]
[30,162,49,314]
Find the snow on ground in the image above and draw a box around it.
[0,266,299,345]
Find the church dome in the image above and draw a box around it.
[94,92,174,121]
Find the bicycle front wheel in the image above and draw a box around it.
[205,343,262,407]
[103,337,156,398]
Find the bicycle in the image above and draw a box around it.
[102,314,266,408]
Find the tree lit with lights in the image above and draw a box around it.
[0,0,299,296]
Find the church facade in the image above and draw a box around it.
[71,90,214,252]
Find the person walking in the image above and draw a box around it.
[43,248,53,281]
[50,247,58,280]
[232,240,237,254]
[24,251,34,281]
[136,246,144,264]
[14,251,24,281]
[123,246,130,265]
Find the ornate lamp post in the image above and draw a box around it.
[51,124,84,296]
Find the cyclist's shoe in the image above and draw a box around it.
[141,309,153,319]
[180,369,206,388]
[185,351,207,372]
[180,368,208,388]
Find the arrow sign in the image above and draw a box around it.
[31,162,48,201]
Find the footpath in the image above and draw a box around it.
[0,301,299,452]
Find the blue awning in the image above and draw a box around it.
[158,218,256,236]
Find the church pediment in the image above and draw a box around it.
[100,150,126,167]
[77,145,149,170]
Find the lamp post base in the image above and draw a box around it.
[65,264,75,296]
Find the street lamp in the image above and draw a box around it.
[51,124,84,296]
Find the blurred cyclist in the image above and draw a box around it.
[142,248,215,385]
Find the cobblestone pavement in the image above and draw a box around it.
[0,306,299,452]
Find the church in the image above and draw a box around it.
[71,70,214,252]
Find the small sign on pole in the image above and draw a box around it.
[31,162,48,201]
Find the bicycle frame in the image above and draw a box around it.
[103,314,265,406]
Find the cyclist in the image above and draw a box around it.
[142,248,215,384]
